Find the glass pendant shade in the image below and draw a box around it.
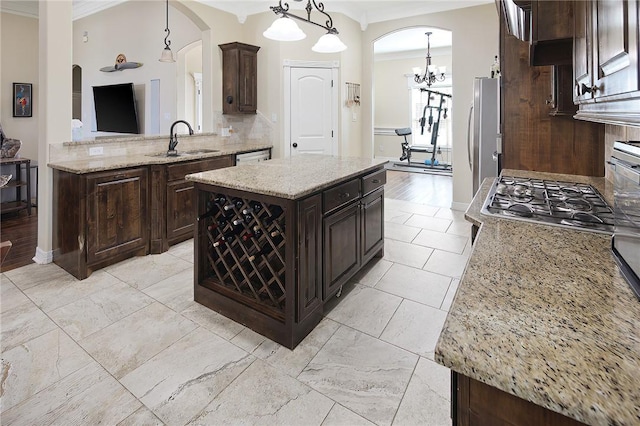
[312,33,347,53]
[159,46,175,63]
[263,17,306,41]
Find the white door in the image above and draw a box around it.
[289,67,334,156]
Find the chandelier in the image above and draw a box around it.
[263,0,347,53]
[414,32,446,86]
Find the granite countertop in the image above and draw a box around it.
[186,155,388,200]
[47,140,272,174]
[435,169,640,426]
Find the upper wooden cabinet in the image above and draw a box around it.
[219,42,260,114]
[529,0,573,66]
[574,0,640,126]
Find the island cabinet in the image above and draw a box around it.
[149,155,234,254]
[53,167,149,280]
[190,160,386,349]
[573,0,640,126]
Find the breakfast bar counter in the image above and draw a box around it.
[435,169,640,425]
[186,155,388,349]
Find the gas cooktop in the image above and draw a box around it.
[481,176,615,234]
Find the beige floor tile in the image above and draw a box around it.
[351,257,393,287]
[446,220,473,237]
[384,221,421,242]
[392,357,451,426]
[231,327,267,353]
[441,279,460,311]
[3,262,71,291]
[375,263,451,308]
[385,199,439,217]
[0,275,32,312]
[413,228,468,254]
[79,302,198,379]
[1,301,57,352]
[325,284,402,338]
[167,239,194,263]
[254,317,340,377]
[179,301,244,340]
[434,208,466,221]
[298,326,418,426]
[0,329,93,411]
[405,214,452,233]
[383,238,433,269]
[117,406,164,426]
[48,281,154,340]
[23,270,122,312]
[190,359,334,425]
[1,362,141,426]
[121,327,254,425]
[384,209,412,224]
[142,268,194,313]
[423,250,470,279]
[380,300,449,359]
[104,252,192,290]
[322,403,376,425]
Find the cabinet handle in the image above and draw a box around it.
[339,192,350,198]
[371,179,380,183]
[226,95,233,104]
[581,83,599,95]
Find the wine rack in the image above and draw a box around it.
[198,192,287,319]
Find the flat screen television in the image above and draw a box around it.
[92,83,140,134]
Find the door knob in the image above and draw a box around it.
[292,143,298,148]
[581,83,599,95]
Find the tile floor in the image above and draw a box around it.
[0,194,472,426]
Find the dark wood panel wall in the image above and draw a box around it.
[500,6,605,177]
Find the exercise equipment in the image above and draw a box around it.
[396,88,452,173]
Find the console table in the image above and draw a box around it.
[0,157,32,215]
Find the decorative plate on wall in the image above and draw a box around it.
[100,53,143,72]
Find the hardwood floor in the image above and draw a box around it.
[0,208,37,272]
[0,170,451,273]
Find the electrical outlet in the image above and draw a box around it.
[89,146,103,156]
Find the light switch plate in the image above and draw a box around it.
[89,146,103,156]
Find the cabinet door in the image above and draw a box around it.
[297,194,322,322]
[323,202,361,300]
[573,0,594,103]
[361,188,384,265]
[87,167,148,264]
[593,0,639,99]
[238,49,257,113]
[167,180,195,244]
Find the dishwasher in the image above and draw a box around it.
[235,149,271,165]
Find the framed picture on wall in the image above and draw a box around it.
[13,83,32,117]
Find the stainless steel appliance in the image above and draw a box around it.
[467,77,499,195]
[610,141,640,299]
[481,176,615,234]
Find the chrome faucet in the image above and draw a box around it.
[167,120,194,155]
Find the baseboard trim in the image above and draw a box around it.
[450,201,469,212]
[33,247,54,264]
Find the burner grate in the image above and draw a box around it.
[482,176,614,233]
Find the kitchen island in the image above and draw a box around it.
[186,155,387,349]
[435,169,640,425]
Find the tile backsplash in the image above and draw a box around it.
[50,112,273,163]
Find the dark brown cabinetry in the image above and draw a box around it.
[528,0,573,66]
[193,167,385,349]
[150,156,234,253]
[452,372,586,425]
[574,0,640,126]
[54,167,149,279]
[219,42,260,114]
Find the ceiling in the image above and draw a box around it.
[2,0,490,53]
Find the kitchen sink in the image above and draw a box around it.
[145,149,219,158]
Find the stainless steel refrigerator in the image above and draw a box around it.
[467,77,500,195]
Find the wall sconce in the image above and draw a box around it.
[414,32,446,86]
[263,0,347,53]
[159,0,175,63]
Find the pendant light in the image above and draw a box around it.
[159,0,175,63]
[264,0,347,53]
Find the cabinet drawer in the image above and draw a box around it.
[323,178,360,213]
[362,169,386,195]
[167,156,233,181]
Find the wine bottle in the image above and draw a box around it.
[232,218,244,226]
[241,232,254,241]
[214,195,226,206]
[250,202,263,213]
[248,244,273,262]
[242,207,254,215]
[212,239,226,248]
[198,204,219,221]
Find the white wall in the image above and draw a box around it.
[362,3,499,208]
[1,13,39,161]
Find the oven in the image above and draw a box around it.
[610,141,640,299]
